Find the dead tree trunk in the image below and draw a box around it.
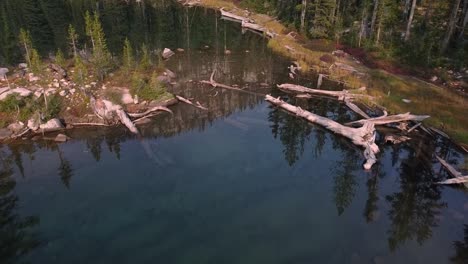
[266,95,379,169]
[442,0,462,51]
[404,0,417,41]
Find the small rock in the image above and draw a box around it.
[45,88,56,96]
[162,48,175,59]
[176,48,185,52]
[430,76,438,82]
[245,50,250,53]
[102,85,107,90]
[0,128,12,140]
[28,75,40,82]
[7,122,25,133]
[53,82,60,88]
[133,95,139,104]
[66,107,71,111]
[54,133,69,142]
[225,50,231,55]
[70,88,76,94]
[402,99,411,103]
[59,90,67,96]
[90,82,97,86]
[448,70,454,74]
[0,68,9,80]
[164,69,176,79]
[18,63,28,69]
[27,118,40,131]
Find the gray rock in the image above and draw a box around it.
[162,48,175,59]
[164,69,177,79]
[18,63,28,69]
[39,118,64,131]
[0,128,12,140]
[7,122,25,133]
[0,68,9,80]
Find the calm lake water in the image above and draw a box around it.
[1,1,468,264]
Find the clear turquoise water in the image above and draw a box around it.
[1,1,468,263]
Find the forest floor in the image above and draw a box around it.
[189,0,468,149]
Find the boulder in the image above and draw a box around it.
[0,128,12,140]
[164,69,177,79]
[27,118,40,131]
[0,68,9,80]
[0,87,9,95]
[39,118,64,132]
[18,63,28,69]
[162,48,175,59]
[7,122,25,134]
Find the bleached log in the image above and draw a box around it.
[200,70,264,97]
[347,112,430,126]
[241,21,275,38]
[277,83,371,100]
[116,109,139,134]
[407,122,422,133]
[220,8,251,22]
[436,156,468,185]
[175,95,208,110]
[265,94,379,169]
[71,122,110,127]
[90,97,140,134]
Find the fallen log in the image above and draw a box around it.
[220,8,251,23]
[127,106,173,118]
[436,156,468,185]
[241,21,275,38]
[265,95,379,169]
[347,112,430,126]
[344,100,370,119]
[200,70,264,97]
[277,83,371,101]
[175,95,208,110]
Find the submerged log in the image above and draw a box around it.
[127,106,173,118]
[175,95,208,110]
[265,95,379,169]
[344,100,370,119]
[436,156,468,185]
[347,112,430,126]
[200,70,264,97]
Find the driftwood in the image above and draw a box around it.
[71,122,110,127]
[344,100,370,119]
[347,112,430,126]
[436,156,468,185]
[277,83,371,101]
[220,8,251,22]
[127,106,173,118]
[265,95,379,169]
[90,97,141,134]
[175,95,208,110]
[385,134,411,144]
[241,21,275,38]
[200,70,264,97]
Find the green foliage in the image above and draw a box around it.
[55,49,66,68]
[0,94,61,122]
[130,71,168,101]
[139,43,151,71]
[85,11,113,80]
[73,56,88,86]
[18,28,42,73]
[122,38,134,72]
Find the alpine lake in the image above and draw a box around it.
[1,1,468,263]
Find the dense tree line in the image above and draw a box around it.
[241,0,467,68]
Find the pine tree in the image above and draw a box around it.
[19,28,41,73]
[84,11,113,80]
[68,25,78,59]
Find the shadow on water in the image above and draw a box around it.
[0,0,468,263]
